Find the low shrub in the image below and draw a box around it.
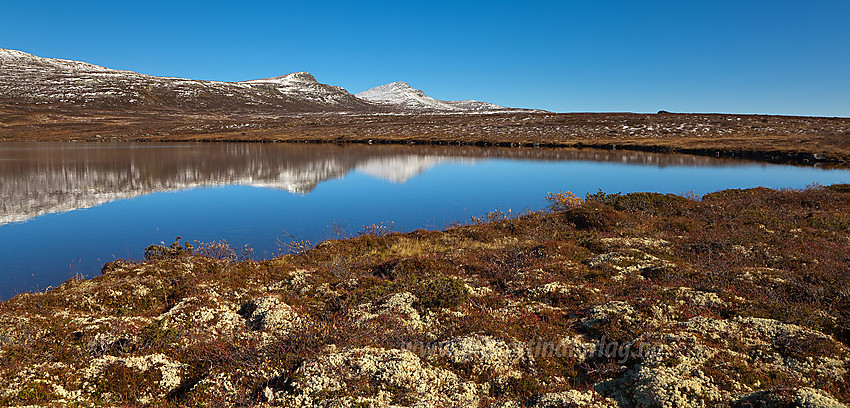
[587,190,688,213]
[564,202,620,230]
[145,237,193,260]
[11,382,57,404]
[825,183,850,193]
[415,277,469,309]
[545,190,583,211]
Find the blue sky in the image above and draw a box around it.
[2,1,848,116]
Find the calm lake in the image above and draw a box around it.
[1,142,848,300]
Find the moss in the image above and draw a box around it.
[805,211,850,232]
[414,276,469,310]
[702,187,774,202]
[661,356,683,368]
[347,276,394,304]
[732,390,796,408]
[824,183,850,193]
[371,257,454,281]
[12,381,57,404]
[535,354,583,384]
[740,208,786,228]
[639,263,683,282]
[493,375,540,402]
[538,286,598,310]
[771,333,843,361]
[94,363,162,403]
[141,318,179,349]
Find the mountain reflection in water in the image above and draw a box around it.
[2,142,848,300]
[1,142,736,226]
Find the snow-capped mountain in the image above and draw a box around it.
[0,49,381,113]
[0,49,534,114]
[356,81,516,112]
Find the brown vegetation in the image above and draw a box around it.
[1,185,849,406]
[1,104,849,165]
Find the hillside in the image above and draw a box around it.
[0,49,382,113]
[0,49,527,114]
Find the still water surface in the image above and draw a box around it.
[1,142,848,300]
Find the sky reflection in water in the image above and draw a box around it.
[1,142,848,300]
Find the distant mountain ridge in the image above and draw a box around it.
[0,49,379,113]
[0,49,530,114]
[356,81,519,112]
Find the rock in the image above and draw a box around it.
[583,249,675,281]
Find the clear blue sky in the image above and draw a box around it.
[2,1,848,116]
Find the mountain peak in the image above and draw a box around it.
[357,81,416,95]
[356,81,514,112]
[0,48,530,114]
[281,71,317,83]
[0,50,381,113]
[245,71,318,84]
[0,48,34,59]
[386,81,412,88]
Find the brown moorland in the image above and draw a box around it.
[1,104,849,165]
[1,185,849,406]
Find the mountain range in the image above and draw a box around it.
[0,48,527,114]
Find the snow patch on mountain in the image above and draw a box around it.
[0,48,116,73]
[356,81,515,112]
[0,48,379,112]
[244,72,319,85]
[1,48,534,113]
[240,72,358,105]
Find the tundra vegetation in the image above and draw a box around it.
[2,110,850,165]
[1,185,849,407]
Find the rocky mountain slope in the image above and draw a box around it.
[0,49,382,113]
[356,81,518,112]
[0,49,527,114]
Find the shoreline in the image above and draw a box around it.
[2,110,849,167]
